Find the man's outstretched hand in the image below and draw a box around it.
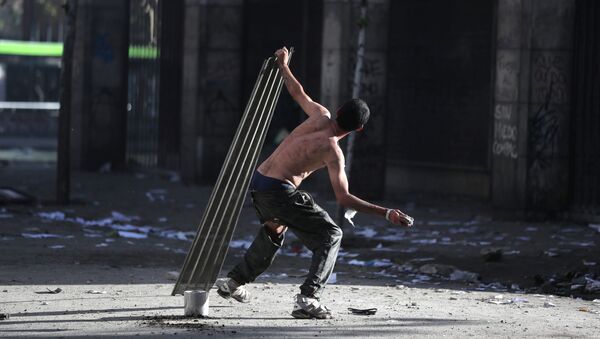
[274,47,289,67]
[387,209,414,227]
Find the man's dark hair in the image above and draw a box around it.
[336,98,370,131]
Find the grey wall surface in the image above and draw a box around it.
[492,0,575,211]
[321,0,389,200]
[180,0,244,183]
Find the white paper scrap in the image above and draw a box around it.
[344,209,357,227]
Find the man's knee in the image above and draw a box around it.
[263,220,287,242]
[330,226,343,244]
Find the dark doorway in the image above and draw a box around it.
[386,0,495,170]
[570,0,600,218]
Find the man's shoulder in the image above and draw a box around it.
[324,137,344,163]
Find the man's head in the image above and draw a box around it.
[336,98,370,132]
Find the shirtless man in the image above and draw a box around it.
[216,47,413,319]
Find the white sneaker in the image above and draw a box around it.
[291,294,332,319]
[216,278,251,303]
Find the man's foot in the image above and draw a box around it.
[291,294,332,319]
[215,278,251,303]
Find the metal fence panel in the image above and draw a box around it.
[173,53,290,295]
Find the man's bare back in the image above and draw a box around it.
[257,46,412,227]
[258,114,339,188]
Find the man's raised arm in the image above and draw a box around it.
[275,47,329,117]
[326,148,413,227]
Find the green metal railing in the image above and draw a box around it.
[0,39,157,58]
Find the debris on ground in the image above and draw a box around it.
[585,278,600,292]
[0,313,9,320]
[481,247,503,262]
[166,271,179,281]
[450,269,480,283]
[0,187,34,204]
[484,295,528,305]
[22,233,73,239]
[543,301,556,308]
[85,290,107,294]
[142,315,213,330]
[35,287,62,294]
[348,307,377,315]
[419,263,455,276]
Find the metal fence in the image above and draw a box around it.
[126,0,161,168]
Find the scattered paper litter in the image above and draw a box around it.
[512,297,529,303]
[37,211,66,221]
[344,209,357,227]
[354,226,377,238]
[117,231,147,239]
[37,211,197,242]
[569,241,595,247]
[229,240,252,249]
[146,189,167,202]
[85,290,107,294]
[411,238,437,244]
[373,243,395,252]
[110,211,139,223]
[584,278,600,292]
[22,233,72,239]
[543,301,556,308]
[486,295,512,305]
[448,226,478,234]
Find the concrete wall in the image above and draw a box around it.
[180,0,244,183]
[321,0,389,200]
[492,0,575,211]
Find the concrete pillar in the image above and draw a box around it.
[492,0,575,211]
[321,0,389,200]
[69,0,129,171]
[179,0,203,183]
[180,0,244,183]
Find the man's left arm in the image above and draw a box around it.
[326,153,412,226]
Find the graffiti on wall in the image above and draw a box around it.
[205,54,240,137]
[493,104,518,159]
[529,54,564,171]
[528,53,566,207]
